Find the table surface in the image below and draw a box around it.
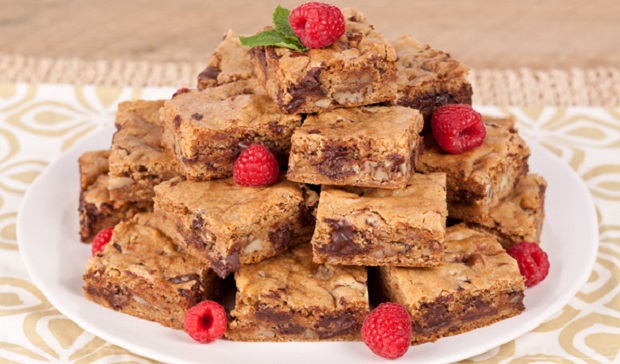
[2,0,620,69]
[1,1,619,363]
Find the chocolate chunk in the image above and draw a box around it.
[315,312,358,339]
[451,189,485,205]
[191,215,204,230]
[316,143,357,180]
[285,67,325,113]
[113,243,122,252]
[387,153,405,173]
[465,253,485,267]
[460,296,497,321]
[173,115,182,128]
[397,83,473,122]
[106,287,131,310]
[268,121,284,135]
[197,66,221,84]
[317,219,367,256]
[191,113,203,121]
[255,308,293,323]
[207,250,240,277]
[278,324,305,335]
[268,223,294,252]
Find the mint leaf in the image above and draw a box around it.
[273,5,295,37]
[239,30,307,52]
[239,5,308,52]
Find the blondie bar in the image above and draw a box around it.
[160,87,301,181]
[197,30,254,90]
[311,173,447,267]
[391,35,473,121]
[376,224,525,345]
[418,116,530,223]
[108,100,180,201]
[83,218,225,329]
[286,106,423,188]
[227,244,369,342]
[250,8,397,114]
[468,173,547,248]
[153,177,317,277]
[78,150,151,242]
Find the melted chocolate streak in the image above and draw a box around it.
[318,218,367,256]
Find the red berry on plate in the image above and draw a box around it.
[289,2,346,49]
[361,302,412,359]
[184,300,227,343]
[91,226,114,256]
[233,144,280,187]
[507,241,550,287]
[431,104,486,154]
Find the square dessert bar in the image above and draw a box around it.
[377,224,525,345]
[153,177,317,277]
[391,35,473,121]
[108,100,180,201]
[78,150,151,242]
[197,30,254,90]
[418,116,530,224]
[227,244,369,342]
[311,173,447,267]
[468,173,547,248]
[160,87,301,181]
[287,106,423,188]
[83,217,225,329]
[250,8,397,114]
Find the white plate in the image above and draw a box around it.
[18,126,598,364]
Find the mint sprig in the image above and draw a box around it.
[239,5,308,52]
[272,5,296,37]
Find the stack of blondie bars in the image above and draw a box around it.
[80,7,547,346]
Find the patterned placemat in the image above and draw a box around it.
[1,83,619,363]
[1,54,619,106]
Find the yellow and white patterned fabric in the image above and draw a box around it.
[0,83,618,363]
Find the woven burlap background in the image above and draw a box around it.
[1,54,619,106]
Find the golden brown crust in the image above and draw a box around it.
[250,8,398,114]
[418,116,530,223]
[227,244,369,342]
[160,87,301,181]
[286,106,423,188]
[79,150,109,190]
[197,30,255,90]
[78,150,152,242]
[153,177,315,277]
[378,224,525,344]
[467,173,547,248]
[108,100,180,201]
[311,173,447,267]
[391,35,473,120]
[83,219,222,329]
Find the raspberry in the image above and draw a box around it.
[184,300,227,343]
[507,241,550,287]
[431,104,486,154]
[91,226,114,256]
[361,302,412,359]
[233,144,280,187]
[289,2,346,49]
